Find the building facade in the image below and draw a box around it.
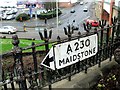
[95,0,119,21]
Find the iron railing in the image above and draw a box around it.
[0,17,120,90]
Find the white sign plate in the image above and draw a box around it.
[54,34,98,69]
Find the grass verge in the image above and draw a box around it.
[0,38,53,54]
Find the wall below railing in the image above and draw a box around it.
[49,57,117,88]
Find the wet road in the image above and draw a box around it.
[0,1,96,41]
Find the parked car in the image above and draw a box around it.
[0,26,17,34]
[6,14,15,20]
[70,8,75,13]
[86,19,99,27]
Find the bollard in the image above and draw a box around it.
[45,18,47,24]
[23,24,26,32]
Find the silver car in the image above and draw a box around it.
[0,26,17,34]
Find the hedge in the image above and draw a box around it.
[16,13,30,22]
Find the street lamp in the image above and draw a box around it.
[56,0,60,39]
[0,11,3,27]
[56,0,58,29]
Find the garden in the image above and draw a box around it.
[91,65,120,90]
[1,37,55,73]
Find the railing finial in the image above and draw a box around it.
[12,35,19,47]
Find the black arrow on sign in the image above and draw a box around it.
[43,55,54,67]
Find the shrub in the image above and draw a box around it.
[16,13,30,22]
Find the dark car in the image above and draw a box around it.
[70,9,75,13]
[83,6,88,12]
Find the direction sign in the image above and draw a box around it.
[41,47,55,70]
[41,34,98,70]
[54,34,98,69]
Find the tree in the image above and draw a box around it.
[44,2,56,10]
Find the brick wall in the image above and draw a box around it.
[59,2,73,8]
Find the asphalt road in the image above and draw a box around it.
[0,0,96,41]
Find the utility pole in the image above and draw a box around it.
[0,11,3,27]
[101,0,104,20]
[109,0,115,35]
[109,0,115,26]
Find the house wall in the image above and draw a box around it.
[59,2,73,8]
[95,1,118,21]
[95,1,102,20]
[113,8,118,17]
[103,10,109,21]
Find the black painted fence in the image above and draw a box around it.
[0,17,120,90]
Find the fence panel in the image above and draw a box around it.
[0,19,120,89]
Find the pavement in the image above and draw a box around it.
[0,56,117,89]
[44,56,118,88]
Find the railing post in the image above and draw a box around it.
[83,22,91,33]
[27,67,34,89]
[64,24,74,81]
[10,73,15,90]
[105,25,110,59]
[98,19,106,67]
[116,22,120,38]
[12,35,27,90]
[109,17,118,61]
[2,69,7,90]
[82,23,92,73]
[32,42,38,88]
[39,29,52,90]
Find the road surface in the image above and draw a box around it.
[0,0,96,41]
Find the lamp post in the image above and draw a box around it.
[56,0,58,29]
[0,11,3,27]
